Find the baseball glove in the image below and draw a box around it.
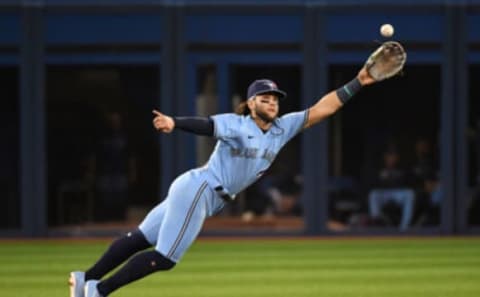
[364,41,407,81]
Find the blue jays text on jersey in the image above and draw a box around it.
[230,147,276,162]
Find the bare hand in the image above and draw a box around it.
[152,110,175,133]
[357,67,376,86]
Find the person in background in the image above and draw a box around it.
[368,148,415,231]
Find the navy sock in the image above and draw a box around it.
[85,229,151,281]
[97,250,175,296]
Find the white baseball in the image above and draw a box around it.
[380,24,394,37]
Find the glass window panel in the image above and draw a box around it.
[0,66,20,229]
[327,64,441,232]
[46,65,160,226]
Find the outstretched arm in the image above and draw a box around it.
[303,67,375,129]
[152,110,214,136]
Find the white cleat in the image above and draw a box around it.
[85,280,103,297]
[69,271,85,297]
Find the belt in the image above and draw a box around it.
[214,186,233,203]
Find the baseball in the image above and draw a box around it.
[380,24,394,38]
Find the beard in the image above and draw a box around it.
[255,108,276,123]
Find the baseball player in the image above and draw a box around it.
[69,66,376,297]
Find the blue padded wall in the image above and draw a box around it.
[46,13,163,45]
[185,14,303,44]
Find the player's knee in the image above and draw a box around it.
[110,229,151,253]
[150,251,176,271]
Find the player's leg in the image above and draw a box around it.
[86,201,169,278]
[155,180,210,263]
[84,229,152,281]
[137,200,168,245]
[70,202,167,297]
[69,230,151,297]
[92,174,214,296]
[87,250,175,297]
[70,230,151,296]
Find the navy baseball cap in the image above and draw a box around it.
[247,79,287,100]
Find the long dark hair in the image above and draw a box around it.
[235,101,250,115]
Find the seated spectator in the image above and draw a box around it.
[243,173,302,218]
[415,170,442,226]
[268,174,303,216]
[409,137,440,226]
[243,174,275,216]
[368,148,415,231]
[411,137,437,187]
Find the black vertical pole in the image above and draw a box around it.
[20,3,46,237]
[441,6,457,234]
[455,5,468,233]
[302,7,328,235]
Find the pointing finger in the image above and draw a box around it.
[152,110,163,117]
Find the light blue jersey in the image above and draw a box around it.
[203,111,308,198]
[140,110,308,262]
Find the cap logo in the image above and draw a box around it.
[267,81,277,89]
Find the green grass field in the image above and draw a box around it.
[1,237,479,297]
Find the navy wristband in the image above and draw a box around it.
[336,78,362,104]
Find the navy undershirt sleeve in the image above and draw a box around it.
[173,116,214,136]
